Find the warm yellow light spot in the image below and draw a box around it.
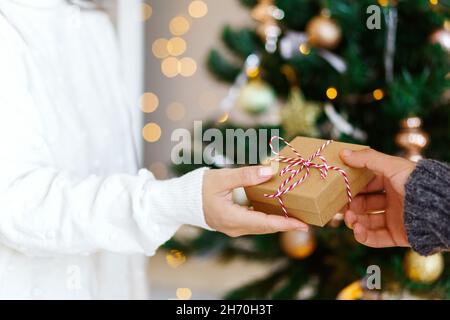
[165,249,186,268]
[140,3,153,22]
[179,57,197,77]
[217,113,229,123]
[429,0,439,5]
[299,43,311,55]
[161,57,180,78]
[337,281,364,300]
[246,67,260,78]
[377,0,390,7]
[140,92,159,113]
[152,38,169,59]
[444,20,450,31]
[170,16,191,36]
[166,102,186,122]
[326,87,338,100]
[188,0,208,18]
[176,288,192,300]
[167,37,187,57]
[149,162,169,179]
[142,123,162,143]
[373,89,385,101]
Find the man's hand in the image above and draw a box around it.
[203,166,309,237]
[340,149,417,248]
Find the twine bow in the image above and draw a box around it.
[264,137,352,217]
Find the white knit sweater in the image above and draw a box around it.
[0,0,209,299]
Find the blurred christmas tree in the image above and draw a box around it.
[166,0,450,299]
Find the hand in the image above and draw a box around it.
[340,149,417,248]
[203,166,309,237]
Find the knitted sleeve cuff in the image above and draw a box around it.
[404,159,450,256]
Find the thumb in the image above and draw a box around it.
[340,148,393,176]
[220,166,275,190]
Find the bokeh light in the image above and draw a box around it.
[377,0,389,7]
[373,89,385,101]
[188,0,208,18]
[218,113,229,123]
[170,16,191,36]
[140,3,153,22]
[161,57,180,78]
[165,249,186,268]
[152,38,170,59]
[179,57,197,77]
[176,288,192,300]
[299,43,311,55]
[166,102,186,121]
[167,37,187,57]
[142,123,162,143]
[326,87,338,100]
[140,92,159,113]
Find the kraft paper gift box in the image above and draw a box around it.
[244,136,375,227]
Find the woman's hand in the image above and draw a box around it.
[203,166,309,237]
[340,149,417,248]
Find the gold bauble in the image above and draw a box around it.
[430,28,450,54]
[336,280,364,300]
[395,117,429,162]
[306,15,342,50]
[251,0,274,23]
[404,250,444,284]
[237,79,277,115]
[280,230,316,259]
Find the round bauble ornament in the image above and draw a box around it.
[430,28,450,54]
[306,15,342,50]
[404,250,444,284]
[280,230,316,259]
[395,117,429,162]
[237,79,276,115]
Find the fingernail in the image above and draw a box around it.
[341,149,352,158]
[258,166,274,177]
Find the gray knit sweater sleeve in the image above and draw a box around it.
[404,159,450,256]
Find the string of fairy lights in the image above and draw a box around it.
[139,1,210,300]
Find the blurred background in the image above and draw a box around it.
[141,0,276,300]
[111,0,449,300]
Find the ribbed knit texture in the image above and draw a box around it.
[404,160,450,256]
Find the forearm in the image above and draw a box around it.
[404,159,450,256]
[0,166,209,257]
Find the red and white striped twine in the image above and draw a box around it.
[264,136,352,218]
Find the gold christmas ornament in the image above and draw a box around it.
[430,27,450,54]
[404,250,444,284]
[281,87,322,138]
[336,280,364,300]
[395,117,430,162]
[251,0,284,52]
[237,79,276,115]
[280,230,316,259]
[166,249,187,269]
[306,15,342,50]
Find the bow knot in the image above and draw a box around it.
[264,137,352,218]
